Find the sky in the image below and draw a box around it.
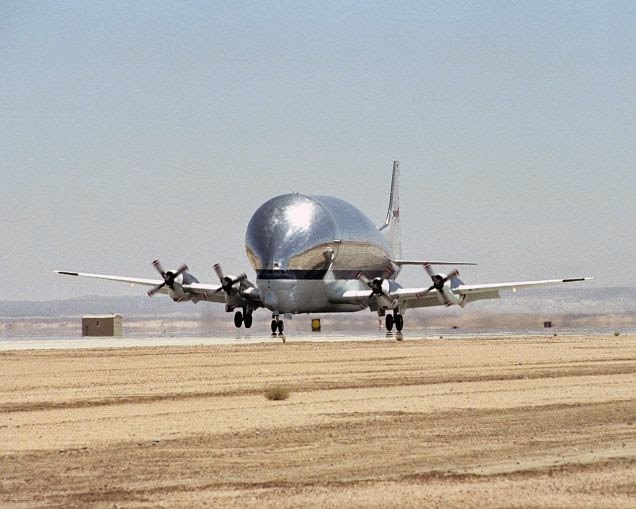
[2,1,635,301]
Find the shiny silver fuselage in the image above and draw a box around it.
[245,193,400,314]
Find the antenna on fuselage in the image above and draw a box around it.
[378,160,402,259]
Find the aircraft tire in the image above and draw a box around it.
[244,313,253,328]
[271,320,278,334]
[234,311,243,328]
[277,320,284,334]
[395,313,403,332]
[385,314,394,332]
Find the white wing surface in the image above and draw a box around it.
[55,270,228,303]
[56,271,165,287]
[393,277,593,309]
[455,278,593,294]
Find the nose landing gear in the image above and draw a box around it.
[271,315,285,342]
[271,317,284,334]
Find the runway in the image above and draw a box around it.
[0,327,628,351]
[1,334,634,508]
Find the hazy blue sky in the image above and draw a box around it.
[3,1,635,301]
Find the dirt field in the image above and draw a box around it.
[1,334,635,508]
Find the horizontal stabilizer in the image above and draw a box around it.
[392,259,477,266]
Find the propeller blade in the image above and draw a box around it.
[423,265,460,303]
[214,265,248,294]
[227,273,248,289]
[357,272,371,286]
[358,272,394,302]
[445,268,460,282]
[174,264,188,277]
[213,263,225,282]
[152,259,166,278]
[147,282,165,297]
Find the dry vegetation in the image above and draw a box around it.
[264,385,290,401]
[0,334,635,508]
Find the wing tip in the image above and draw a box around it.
[55,270,79,276]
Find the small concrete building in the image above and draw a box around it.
[82,315,122,337]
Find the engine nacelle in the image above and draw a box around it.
[434,272,466,307]
[168,285,189,302]
[166,269,199,302]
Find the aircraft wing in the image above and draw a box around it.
[180,282,227,302]
[454,277,593,295]
[56,271,167,287]
[55,270,228,303]
[391,287,446,308]
[393,277,593,309]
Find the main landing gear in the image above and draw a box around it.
[270,317,284,334]
[233,310,253,329]
[385,311,404,332]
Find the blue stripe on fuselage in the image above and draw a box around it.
[256,269,394,280]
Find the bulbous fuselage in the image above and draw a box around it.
[245,193,398,313]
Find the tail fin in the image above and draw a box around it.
[378,160,402,259]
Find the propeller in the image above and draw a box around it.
[147,260,188,297]
[213,263,247,294]
[357,272,395,304]
[423,263,460,306]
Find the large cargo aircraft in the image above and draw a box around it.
[57,162,591,334]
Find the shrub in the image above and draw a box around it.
[264,386,290,401]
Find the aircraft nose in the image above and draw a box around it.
[245,193,337,271]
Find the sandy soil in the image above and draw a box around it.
[0,334,635,508]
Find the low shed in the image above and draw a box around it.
[82,315,122,337]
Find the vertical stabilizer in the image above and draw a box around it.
[378,161,402,259]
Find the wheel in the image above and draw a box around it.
[271,319,278,334]
[243,313,253,328]
[234,311,243,328]
[395,313,403,332]
[277,320,284,334]
[385,313,394,332]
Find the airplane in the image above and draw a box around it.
[56,161,592,335]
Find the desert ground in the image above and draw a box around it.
[0,334,634,508]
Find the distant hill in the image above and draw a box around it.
[1,286,634,318]
[0,295,225,318]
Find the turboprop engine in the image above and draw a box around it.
[213,263,249,307]
[423,264,466,307]
[357,272,397,310]
[147,259,200,302]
